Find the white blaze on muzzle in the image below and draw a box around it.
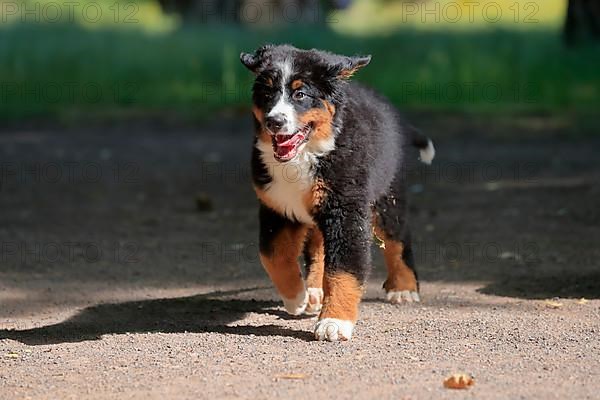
[266,60,297,134]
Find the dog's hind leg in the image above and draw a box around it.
[303,227,325,314]
[259,204,309,315]
[373,175,420,304]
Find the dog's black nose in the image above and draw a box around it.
[265,115,286,134]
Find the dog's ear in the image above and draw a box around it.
[335,55,372,79]
[240,52,260,73]
[240,44,274,73]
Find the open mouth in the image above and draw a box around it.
[271,123,312,162]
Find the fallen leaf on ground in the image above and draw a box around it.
[544,300,563,309]
[275,373,308,380]
[443,373,475,389]
[5,353,19,359]
[577,298,589,305]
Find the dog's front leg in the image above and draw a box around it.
[313,200,371,341]
[258,204,309,315]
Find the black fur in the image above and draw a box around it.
[310,83,409,282]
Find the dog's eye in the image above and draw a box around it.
[292,91,306,101]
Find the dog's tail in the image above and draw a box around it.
[407,125,435,165]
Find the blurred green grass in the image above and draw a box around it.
[0,0,598,123]
[333,0,567,33]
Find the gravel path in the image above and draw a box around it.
[1,116,599,399]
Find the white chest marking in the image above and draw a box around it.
[257,140,316,224]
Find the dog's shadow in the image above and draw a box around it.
[0,288,315,345]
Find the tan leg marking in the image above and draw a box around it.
[304,228,325,313]
[320,271,363,322]
[301,180,328,312]
[373,221,418,293]
[259,224,308,302]
[305,228,325,289]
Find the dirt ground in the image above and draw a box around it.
[1,114,599,399]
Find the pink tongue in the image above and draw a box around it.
[277,145,293,157]
[275,133,304,158]
[276,135,291,144]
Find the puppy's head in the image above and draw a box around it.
[241,44,371,162]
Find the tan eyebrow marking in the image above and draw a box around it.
[291,79,303,90]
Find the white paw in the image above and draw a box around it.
[386,290,420,304]
[282,290,308,315]
[314,318,355,341]
[305,287,323,314]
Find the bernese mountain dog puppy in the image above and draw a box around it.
[240,44,435,341]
